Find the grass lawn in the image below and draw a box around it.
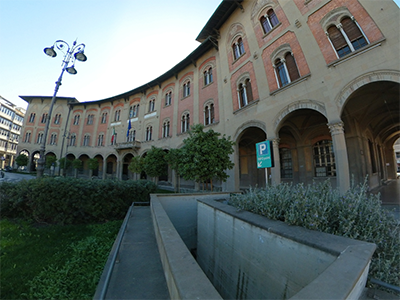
[0,218,122,299]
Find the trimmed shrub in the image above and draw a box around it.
[0,178,156,224]
[229,179,399,289]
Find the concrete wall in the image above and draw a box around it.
[155,193,233,252]
[197,198,376,300]
[150,194,223,300]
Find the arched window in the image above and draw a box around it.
[54,114,61,124]
[183,81,191,97]
[279,147,293,178]
[146,126,153,141]
[148,99,155,112]
[37,132,43,144]
[127,129,136,142]
[29,113,35,123]
[101,112,107,124]
[114,110,121,121]
[313,140,336,177]
[83,135,90,146]
[181,113,190,133]
[273,52,300,88]
[69,134,76,146]
[204,103,215,126]
[49,133,57,145]
[97,134,104,146]
[233,38,245,60]
[260,9,279,34]
[87,114,94,125]
[163,120,170,138]
[204,67,213,86]
[237,78,253,108]
[327,17,369,58]
[41,113,48,124]
[165,92,172,106]
[129,104,139,118]
[73,115,80,125]
[24,132,31,143]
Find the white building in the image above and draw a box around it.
[0,96,25,169]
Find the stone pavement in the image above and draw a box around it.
[94,206,169,300]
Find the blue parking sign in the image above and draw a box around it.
[256,141,274,168]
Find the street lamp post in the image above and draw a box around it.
[36,40,87,178]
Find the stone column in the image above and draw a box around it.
[271,138,281,186]
[102,159,107,180]
[328,122,350,194]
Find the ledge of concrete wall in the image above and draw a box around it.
[198,198,376,300]
[151,194,223,300]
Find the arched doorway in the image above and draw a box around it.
[30,151,40,172]
[106,154,117,179]
[122,153,134,180]
[93,154,103,178]
[237,127,267,189]
[340,81,400,188]
[65,153,76,177]
[277,109,334,187]
[78,154,90,177]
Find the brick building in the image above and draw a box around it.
[18,0,400,193]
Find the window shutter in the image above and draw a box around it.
[275,60,284,87]
[261,16,271,33]
[246,79,254,102]
[327,26,347,50]
[268,9,279,27]
[285,53,300,81]
[341,18,363,42]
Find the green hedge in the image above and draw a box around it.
[0,178,157,224]
[229,179,399,289]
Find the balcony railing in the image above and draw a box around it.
[114,140,141,151]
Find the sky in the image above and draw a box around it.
[1,0,399,110]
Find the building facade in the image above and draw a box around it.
[0,96,25,169]
[18,0,400,193]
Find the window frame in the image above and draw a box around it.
[326,16,369,59]
[233,37,245,60]
[162,119,170,138]
[313,140,336,177]
[273,52,300,89]
[260,8,280,34]
[237,77,254,109]
[183,81,191,98]
[165,92,172,106]
[181,112,190,133]
[204,102,215,126]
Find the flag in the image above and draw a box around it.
[111,127,115,144]
[127,119,132,138]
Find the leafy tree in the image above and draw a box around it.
[128,156,144,180]
[58,158,72,176]
[88,158,99,178]
[179,124,235,191]
[143,146,167,181]
[45,156,57,169]
[165,148,183,192]
[72,159,82,178]
[15,154,28,168]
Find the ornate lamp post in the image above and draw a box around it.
[36,40,87,178]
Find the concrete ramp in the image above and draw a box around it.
[94,206,169,300]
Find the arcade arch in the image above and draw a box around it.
[340,80,400,189]
[237,126,267,189]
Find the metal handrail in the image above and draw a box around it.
[98,203,135,300]
[370,277,400,294]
